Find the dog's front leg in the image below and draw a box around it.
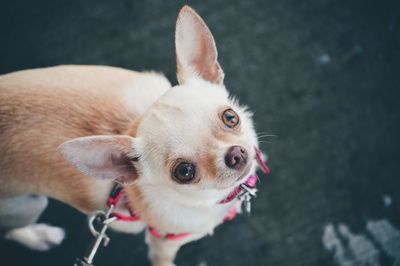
[145,231,204,266]
[145,232,184,266]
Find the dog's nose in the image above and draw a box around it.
[224,146,248,170]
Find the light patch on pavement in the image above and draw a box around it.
[322,223,380,266]
[318,53,331,64]
[383,195,392,208]
[367,220,400,265]
[323,219,400,266]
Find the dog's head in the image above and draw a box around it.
[60,6,259,205]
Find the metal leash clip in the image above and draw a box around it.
[238,184,258,214]
[74,205,117,266]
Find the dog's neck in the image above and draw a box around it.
[124,117,142,137]
[122,182,236,234]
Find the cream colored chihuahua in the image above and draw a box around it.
[0,6,264,266]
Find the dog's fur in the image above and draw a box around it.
[0,6,259,266]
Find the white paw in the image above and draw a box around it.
[5,223,65,251]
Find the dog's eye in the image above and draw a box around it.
[222,109,240,128]
[173,162,196,184]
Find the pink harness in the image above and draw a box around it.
[108,146,270,241]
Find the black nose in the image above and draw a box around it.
[224,146,248,170]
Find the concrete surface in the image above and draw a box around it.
[0,0,399,265]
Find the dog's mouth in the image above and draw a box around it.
[233,163,253,183]
[215,162,253,190]
[220,146,269,190]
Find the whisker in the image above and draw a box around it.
[257,134,278,138]
[256,131,272,136]
[258,140,273,144]
[257,132,278,137]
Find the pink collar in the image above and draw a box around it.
[107,146,270,240]
[218,174,258,204]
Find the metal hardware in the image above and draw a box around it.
[74,205,117,266]
[239,184,258,214]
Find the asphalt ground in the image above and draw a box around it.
[0,1,399,265]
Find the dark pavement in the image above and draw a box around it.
[0,1,399,265]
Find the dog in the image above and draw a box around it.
[0,6,265,266]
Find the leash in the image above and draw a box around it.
[74,186,125,266]
[74,209,116,265]
[74,146,270,265]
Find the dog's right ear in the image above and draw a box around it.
[59,135,138,183]
[175,5,224,85]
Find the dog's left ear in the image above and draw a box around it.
[175,5,225,85]
[59,135,138,183]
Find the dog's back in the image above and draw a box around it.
[0,65,170,211]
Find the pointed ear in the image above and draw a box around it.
[59,135,139,183]
[175,5,225,85]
